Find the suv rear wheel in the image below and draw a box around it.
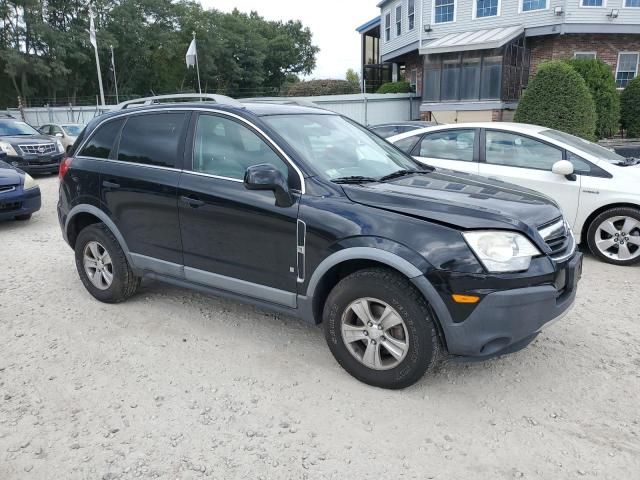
[587,207,640,266]
[74,223,140,303]
[323,268,441,389]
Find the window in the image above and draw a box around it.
[480,55,502,99]
[396,5,402,36]
[441,54,461,100]
[485,131,562,170]
[410,68,418,92]
[477,0,499,17]
[581,0,603,6]
[434,0,455,23]
[418,130,476,162]
[461,54,481,99]
[193,114,288,181]
[79,119,123,159]
[522,0,546,11]
[574,52,596,60]
[408,0,415,30]
[616,53,639,88]
[626,0,640,6]
[51,125,63,135]
[394,135,421,153]
[384,12,391,41]
[117,113,187,168]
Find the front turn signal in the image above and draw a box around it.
[452,294,480,304]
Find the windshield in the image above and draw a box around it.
[62,125,83,136]
[540,129,626,163]
[0,120,40,136]
[262,114,421,180]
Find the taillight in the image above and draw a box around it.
[59,156,72,180]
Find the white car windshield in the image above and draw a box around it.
[262,114,422,181]
[540,129,626,163]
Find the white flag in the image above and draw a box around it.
[89,14,97,49]
[186,38,197,68]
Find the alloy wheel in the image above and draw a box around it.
[594,216,640,262]
[83,241,114,290]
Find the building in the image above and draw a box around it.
[357,0,640,123]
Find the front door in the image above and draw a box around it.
[478,129,582,226]
[178,112,300,307]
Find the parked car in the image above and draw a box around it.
[58,95,581,389]
[0,117,65,174]
[38,123,84,153]
[369,121,436,138]
[0,152,41,221]
[388,123,640,266]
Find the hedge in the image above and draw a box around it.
[285,79,360,97]
[621,76,640,138]
[376,81,411,94]
[514,61,596,140]
[566,58,620,139]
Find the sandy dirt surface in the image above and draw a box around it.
[1,175,639,479]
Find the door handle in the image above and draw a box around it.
[102,180,120,189]
[180,195,205,208]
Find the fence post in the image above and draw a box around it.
[363,81,368,126]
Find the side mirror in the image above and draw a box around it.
[552,160,576,181]
[55,132,64,138]
[244,163,293,207]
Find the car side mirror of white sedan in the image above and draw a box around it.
[552,160,576,181]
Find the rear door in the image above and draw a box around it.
[411,128,480,174]
[100,111,189,265]
[477,129,582,225]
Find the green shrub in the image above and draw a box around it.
[566,58,620,139]
[285,79,359,96]
[376,81,411,94]
[515,61,596,140]
[621,76,640,138]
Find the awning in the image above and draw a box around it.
[356,16,381,34]
[420,25,524,55]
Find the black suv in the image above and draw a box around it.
[58,94,582,389]
[0,115,66,174]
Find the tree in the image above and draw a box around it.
[621,76,640,138]
[346,68,360,91]
[514,61,596,140]
[566,58,620,139]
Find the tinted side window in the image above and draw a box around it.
[193,114,289,181]
[418,129,475,161]
[485,131,562,170]
[79,119,124,159]
[117,113,187,168]
[394,135,421,154]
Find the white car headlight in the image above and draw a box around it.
[23,173,37,190]
[463,230,541,272]
[0,141,18,156]
[56,139,64,153]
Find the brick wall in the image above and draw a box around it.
[399,52,423,96]
[529,33,640,78]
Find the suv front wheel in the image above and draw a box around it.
[74,223,140,303]
[323,268,441,389]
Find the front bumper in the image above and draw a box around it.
[5,153,63,174]
[0,185,41,220]
[424,252,583,359]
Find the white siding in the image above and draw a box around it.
[380,0,420,56]
[565,0,640,24]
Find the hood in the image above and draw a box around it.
[1,134,57,145]
[0,159,23,186]
[341,169,562,233]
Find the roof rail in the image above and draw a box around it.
[115,93,244,110]
[240,97,320,109]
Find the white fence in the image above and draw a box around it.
[3,93,421,127]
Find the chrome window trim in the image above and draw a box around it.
[75,156,181,172]
[74,106,306,194]
[182,169,243,184]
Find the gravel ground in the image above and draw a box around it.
[1,175,639,480]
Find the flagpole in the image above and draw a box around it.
[193,31,202,95]
[90,12,105,106]
[110,45,119,104]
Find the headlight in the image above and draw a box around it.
[463,230,541,272]
[56,139,64,153]
[0,141,18,156]
[23,173,37,190]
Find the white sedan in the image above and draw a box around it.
[388,122,640,266]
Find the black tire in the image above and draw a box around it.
[74,223,140,303]
[586,207,640,266]
[14,213,32,221]
[323,268,441,389]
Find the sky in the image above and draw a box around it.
[199,0,380,79]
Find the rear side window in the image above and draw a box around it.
[418,129,476,162]
[79,119,124,159]
[117,113,187,168]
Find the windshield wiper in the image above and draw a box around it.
[331,175,378,184]
[378,168,432,182]
[619,157,640,166]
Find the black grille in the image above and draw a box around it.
[539,218,574,261]
[19,143,56,155]
[0,185,17,193]
[0,201,21,212]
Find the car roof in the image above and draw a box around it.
[371,121,435,127]
[387,122,548,142]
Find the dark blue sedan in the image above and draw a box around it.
[0,152,41,221]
